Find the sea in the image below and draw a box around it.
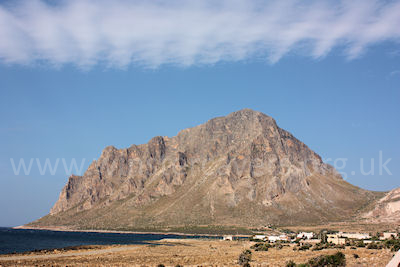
[0,227,220,255]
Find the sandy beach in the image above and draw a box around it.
[0,238,395,266]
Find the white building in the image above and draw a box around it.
[339,232,370,240]
[268,235,281,242]
[223,235,233,241]
[253,235,266,241]
[381,232,398,240]
[327,234,346,245]
[297,232,314,239]
[279,234,290,241]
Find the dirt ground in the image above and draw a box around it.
[0,239,395,266]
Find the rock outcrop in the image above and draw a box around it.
[31,109,380,229]
[363,187,400,223]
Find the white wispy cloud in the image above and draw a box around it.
[0,0,399,68]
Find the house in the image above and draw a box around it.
[279,234,290,242]
[267,235,281,242]
[381,232,398,240]
[253,235,266,241]
[339,232,370,240]
[223,235,233,241]
[327,234,346,245]
[297,232,314,239]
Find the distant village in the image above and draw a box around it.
[222,229,399,248]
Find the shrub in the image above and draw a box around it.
[298,243,312,250]
[353,253,359,259]
[312,246,323,251]
[286,260,296,267]
[355,241,365,247]
[385,239,397,247]
[250,242,270,251]
[367,242,378,249]
[312,242,335,251]
[392,243,400,251]
[238,249,252,266]
[307,251,346,267]
[371,235,380,241]
[385,239,400,251]
[334,244,345,249]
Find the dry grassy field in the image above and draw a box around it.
[0,239,395,266]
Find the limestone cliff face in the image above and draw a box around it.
[37,109,377,228]
[363,187,400,223]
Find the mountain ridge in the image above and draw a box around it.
[29,109,382,230]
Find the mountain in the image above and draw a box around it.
[29,109,381,230]
[363,187,400,223]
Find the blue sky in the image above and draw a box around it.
[0,0,399,227]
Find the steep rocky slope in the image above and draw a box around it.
[30,109,380,230]
[363,187,400,223]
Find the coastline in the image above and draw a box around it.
[13,225,250,237]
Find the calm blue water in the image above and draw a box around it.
[0,227,219,255]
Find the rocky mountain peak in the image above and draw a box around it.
[226,108,274,122]
[38,109,378,229]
